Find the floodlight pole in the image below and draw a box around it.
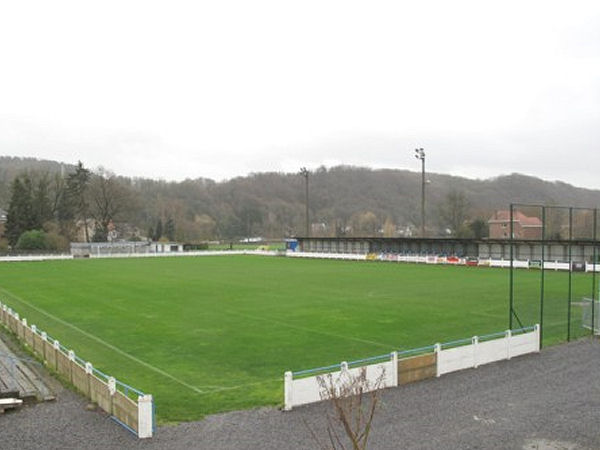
[300,168,310,237]
[509,204,514,330]
[415,148,426,237]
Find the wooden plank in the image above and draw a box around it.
[56,351,71,381]
[16,321,24,340]
[0,398,23,406]
[90,375,112,414]
[32,334,44,359]
[0,341,42,400]
[0,397,23,412]
[398,353,437,385]
[44,341,56,370]
[0,361,19,392]
[8,315,17,334]
[24,328,34,348]
[72,364,89,396]
[113,391,139,432]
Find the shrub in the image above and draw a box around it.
[45,232,69,251]
[16,230,49,250]
[15,230,67,251]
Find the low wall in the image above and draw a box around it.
[586,263,600,273]
[436,327,540,376]
[0,301,153,438]
[284,325,539,411]
[284,356,396,410]
[287,251,366,261]
[0,254,72,263]
[0,249,279,263]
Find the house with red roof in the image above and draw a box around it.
[488,210,543,239]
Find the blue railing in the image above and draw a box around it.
[1,301,151,437]
[292,325,536,378]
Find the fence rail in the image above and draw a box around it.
[0,301,154,438]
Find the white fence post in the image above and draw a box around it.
[434,343,441,377]
[472,336,479,368]
[108,376,116,395]
[284,371,293,411]
[506,329,512,360]
[138,394,154,438]
[535,324,541,352]
[391,352,398,386]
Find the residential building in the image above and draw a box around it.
[488,210,543,239]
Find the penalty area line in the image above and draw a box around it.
[226,309,396,349]
[201,377,282,395]
[0,287,213,395]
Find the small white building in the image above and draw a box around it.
[150,242,183,253]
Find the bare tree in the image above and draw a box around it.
[89,169,132,241]
[438,189,470,237]
[305,367,385,450]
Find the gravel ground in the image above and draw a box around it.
[2,338,600,450]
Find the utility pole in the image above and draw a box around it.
[299,167,310,237]
[414,148,426,237]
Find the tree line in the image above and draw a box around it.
[2,157,600,250]
[3,162,138,250]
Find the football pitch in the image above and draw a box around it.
[0,255,593,422]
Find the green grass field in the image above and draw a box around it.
[0,255,594,422]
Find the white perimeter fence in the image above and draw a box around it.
[284,325,540,410]
[287,251,599,272]
[0,301,153,438]
[0,250,279,263]
[2,250,597,273]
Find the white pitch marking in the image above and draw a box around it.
[226,309,395,349]
[202,378,282,395]
[0,287,216,394]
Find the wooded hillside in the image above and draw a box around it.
[1,156,599,243]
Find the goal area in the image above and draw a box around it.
[581,298,600,334]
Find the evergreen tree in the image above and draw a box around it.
[31,175,53,229]
[5,177,34,246]
[92,226,108,242]
[66,161,91,242]
[165,217,176,241]
[153,218,163,241]
[469,218,489,239]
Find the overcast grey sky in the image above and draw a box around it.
[1,1,599,187]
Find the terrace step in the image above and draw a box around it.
[0,337,55,403]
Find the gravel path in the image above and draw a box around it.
[2,338,600,449]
